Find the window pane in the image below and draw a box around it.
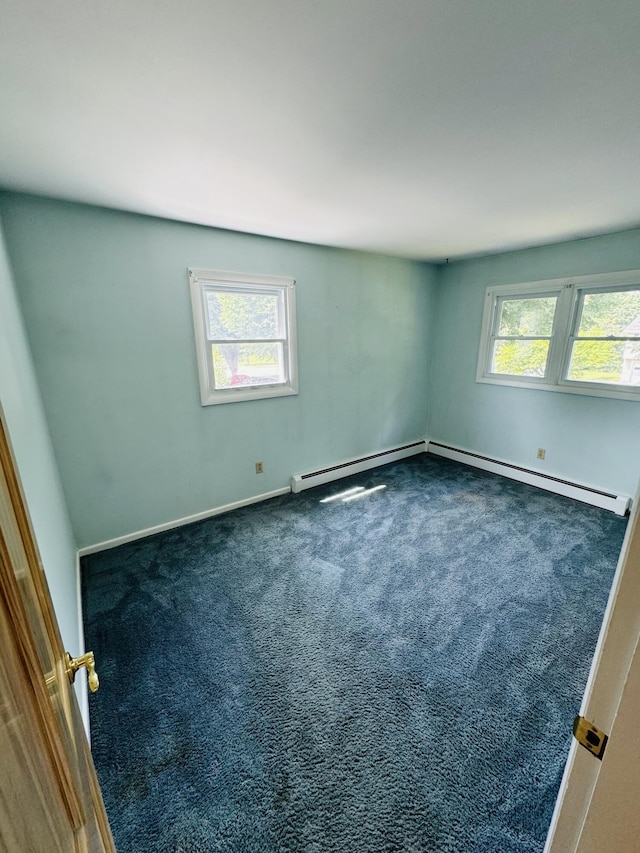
[212,343,285,389]
[577,289,640,337]
[491,339,550,377]
[206,290,282,340]
[567,340,640,385]
[498,297,557,336]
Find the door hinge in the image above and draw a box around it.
[573,715,608,760]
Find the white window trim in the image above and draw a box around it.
[477,269,640,402]
[189,268,298,406]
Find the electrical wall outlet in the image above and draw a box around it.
[255,461,264,474]
[537,448,546,460]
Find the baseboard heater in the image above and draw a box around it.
[291,441,427,493]
[427,441,630,516]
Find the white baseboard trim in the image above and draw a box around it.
[427,441,631,515]
[291,440,427,493]
[77,487,291,556]
[78,439,626,555]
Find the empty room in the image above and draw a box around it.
[1,1,640,852]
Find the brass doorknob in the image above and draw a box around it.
[66,651,100,693]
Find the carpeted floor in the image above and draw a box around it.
[82,455,627,852]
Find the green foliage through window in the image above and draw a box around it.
[492,339,550,377]
[206,291,280,340]
[498,297,556,337]
[570,289,640,384]
[492,296,556,377]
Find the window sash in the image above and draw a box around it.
[570,284,640,339]
[211,342,287,390]
[208,337,287,345]
[559,283,640,391]
[568,336,639,342]
[488,337,553,381]
[204,285,285,341]
[206,312,291,388]
[494,294,558,338]
[484,289,563,382]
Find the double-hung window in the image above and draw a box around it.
[487,292,559,382]
[477,270,640,401]
[189,268,298,405]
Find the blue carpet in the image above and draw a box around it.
[82,455,626,852]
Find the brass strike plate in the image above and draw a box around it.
[573,715,608,760]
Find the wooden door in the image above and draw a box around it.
[0,416,115,853]
[574,625,640,852]
[544,482,640,852]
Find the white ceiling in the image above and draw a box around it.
[1,0,639,261]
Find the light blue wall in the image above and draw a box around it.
[0,214,80,655]
[0,194,436,548]
[5,190,636,553]
[429,230,640,498]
